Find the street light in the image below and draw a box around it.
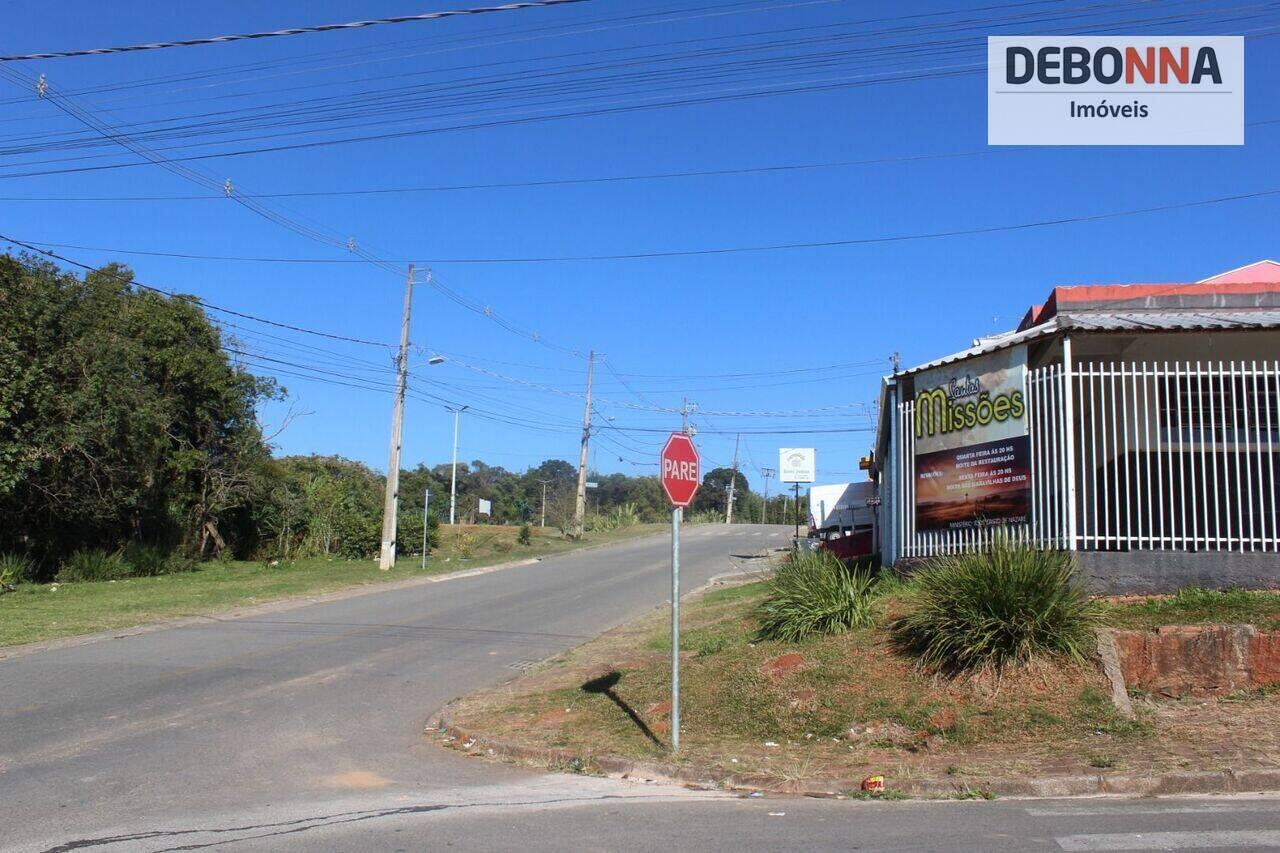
[446,404,468,525]
[425,355,466,526]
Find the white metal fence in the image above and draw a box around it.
[895,360,1280,558]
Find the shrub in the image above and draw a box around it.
[123,542,196,577]
[757,550,877,642]
[611,503,640,529]
[893,537,1100,673]
[0,553,33,590]
[518,523,533,546]
[57,549,129,582]
[588,512,617,532]
[396,511,439,557]
[454,530,478,559]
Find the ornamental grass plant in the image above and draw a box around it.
[757,549,877,642]
[893,536,1100,673]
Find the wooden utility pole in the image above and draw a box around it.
[378,264,414,570]
[572,351,595,538]
[538,478,552,527]
[725,433,740,524]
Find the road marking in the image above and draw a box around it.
[1030,802,1279,817]
[1056,830,1280,850]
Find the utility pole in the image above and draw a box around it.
[760,466,775,523]
[725,433,740,524]
[572,351,595,538]
[378,264,414,570]
[891,351,901,375]
[448,405,468,526]
[538,478,551,527]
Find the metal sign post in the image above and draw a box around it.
[659,432,700,754]
[670,504,681,752]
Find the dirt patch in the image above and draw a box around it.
[760,652,807,680]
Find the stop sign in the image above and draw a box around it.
[660,432,701,508]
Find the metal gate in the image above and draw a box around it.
[894,360,1280,558]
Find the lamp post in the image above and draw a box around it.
[445,405,468,526]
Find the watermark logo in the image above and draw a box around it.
[988,36,1243,145]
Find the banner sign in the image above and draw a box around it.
[779,448,816,483]
[988,36,1244,146]
[913,347,1030,531]
[477,498,492,516]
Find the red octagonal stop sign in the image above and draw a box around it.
[660,432,701,508]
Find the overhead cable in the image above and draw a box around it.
[0,1,592,62]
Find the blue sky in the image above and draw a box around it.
[3,0,1278,489]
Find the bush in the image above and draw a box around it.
[611,503,640,529]
[518,523,533,546]
[1,550,31,591]
[123,542,196,577]
[757,550,877,642]
[334,510,380,559]
[454,530,478,559]
[0,553,33,590]
[893,537,1100,673]
[57,549,129,582]
[396,511,440,557]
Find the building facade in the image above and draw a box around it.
[872,261,1280,593]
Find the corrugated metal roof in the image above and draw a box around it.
[898,309,1280,376]
[898,318,1061,376]
[1059,309,1280,332]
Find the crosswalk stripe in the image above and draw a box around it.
[1056,830,1280,850]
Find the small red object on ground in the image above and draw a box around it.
[861,775,886,793]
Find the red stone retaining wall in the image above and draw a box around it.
[1112,625,1280,697]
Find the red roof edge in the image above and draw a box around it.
[1016,303,1044,332]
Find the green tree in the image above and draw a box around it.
[0,256,278,574]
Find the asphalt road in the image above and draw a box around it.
[1,524,786,851]
[4,523,1278,852]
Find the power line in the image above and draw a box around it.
[0,149,1025,201]
[0,67,592,359]
[21,182,1280,265]
[4,4,1271,176]
[0,1,592,62]
[0,234,393,348]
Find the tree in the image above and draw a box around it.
[0,255,278,574]
[691,467,752,518]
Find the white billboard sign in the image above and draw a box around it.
[779,448,816,483]
[988,36,1243,145]
[477,498,492,516]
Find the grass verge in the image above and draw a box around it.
[0,523,663,648]
[1103,587,1280,631]
[441,575,1280,788]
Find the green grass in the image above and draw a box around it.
[0,523,663,648]
[1104,587,1280,631]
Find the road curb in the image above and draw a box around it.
[427,714,1280,800]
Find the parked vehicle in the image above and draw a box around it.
[807,482,878,561]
